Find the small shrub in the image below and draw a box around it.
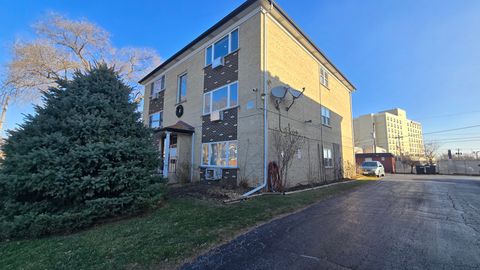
[238,179,249,189]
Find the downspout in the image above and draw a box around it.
[190,131,195,182]
[319,68,325,183]
[243,2,271,197]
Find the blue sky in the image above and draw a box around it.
[1,0,480,154]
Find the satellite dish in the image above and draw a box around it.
[271,86,287,99]
[286,87,306,111]
[271,86,287,110]
[288,88,303,99]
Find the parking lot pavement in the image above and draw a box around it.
[181,174,480,270]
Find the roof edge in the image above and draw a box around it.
[138,0,258,84]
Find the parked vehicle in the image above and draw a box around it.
[361,161,385,177]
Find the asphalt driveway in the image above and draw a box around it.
[181,174,480,270]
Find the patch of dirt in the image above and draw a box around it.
[167,182,249,201]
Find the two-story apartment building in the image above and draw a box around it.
[139,0,356,191]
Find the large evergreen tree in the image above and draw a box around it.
[0,65,163,240]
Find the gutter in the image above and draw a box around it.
[243,1,272,197]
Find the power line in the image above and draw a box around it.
[416,110,480,120]
[423,124,480,135]
[430,136,480,141]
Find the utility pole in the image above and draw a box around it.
[372,122,377,154]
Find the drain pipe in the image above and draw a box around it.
[243,2,271,197]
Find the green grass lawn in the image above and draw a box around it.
[0,180,370,270]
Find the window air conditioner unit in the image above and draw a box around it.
[210,110,223,122]
[212,57,224,69]
[205,168,222,180]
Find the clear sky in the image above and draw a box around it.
[1,0,480,154]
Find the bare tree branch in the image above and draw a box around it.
[424,141,440,164]
[0,12,161,133]
[272,125,305,188]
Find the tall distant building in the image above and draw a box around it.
[354,108,425,159]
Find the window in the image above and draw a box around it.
[203,82,238,114]
[205,29,239,66]
[321,107,331,126]
[202,141,238,167]
[323,148,333,168]
[152,75,166,98]
[214,36,229,60]
[230,29,239,51]
[320,67,329,88]
[149,111,162,128]
[177,73,187,103]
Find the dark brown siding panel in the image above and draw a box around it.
[222,168,237,182]
[204,51,239,92]
[149,91,164,114]
[199,167,238,187]
[202,108,238,143]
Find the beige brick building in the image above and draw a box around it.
[139,0,356,191]
[354,108,425,159]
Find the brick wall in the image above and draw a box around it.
[149,90,164,114]
[201,51,239,183]
[204,51,239,92]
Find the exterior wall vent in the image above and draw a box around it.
[210,110,223,121]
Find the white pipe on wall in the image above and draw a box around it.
[243,1,272,197]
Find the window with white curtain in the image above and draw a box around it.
[202,141,238,167]
[323,147,333,168]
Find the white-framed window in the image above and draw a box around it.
[323,147,333,168]
[149,111,163,128]
[203,82,238,115]
[321,106,331,126]
[177,73,187,103]
[201,140,238,167]
[152,74,166,97]
[320,67,329,88]
[205,29,239,66]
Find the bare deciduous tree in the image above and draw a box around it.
[424,141,440,164]
[272,125,305,188]
[401,154,419,174]
[0,12,161,132]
